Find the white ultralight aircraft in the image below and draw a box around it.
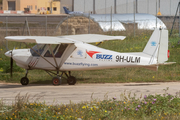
[5,29,174,86]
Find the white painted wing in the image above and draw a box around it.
[5,36,74,44]
[5,34,126,44]
[60,34,126,43]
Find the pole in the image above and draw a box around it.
[136,0,138,13]
[6,17,8,48]
[111,6,112,35]
[26,17,31,36]
[46,15,47,36]
[105,0,106,14]
[170,0,171,16]
[147,0,149,14]
[50,0,53,14]
[93,0,95,14]
[88,13,90,34]
[134,0,136,37]
[156,0,157,28]
[72,0,74,11]
[84,0,85,12]
[67,17,68,35]
[126,0,128,13]
[114,0,117,14]
[169,2,179,37]
[25,17,27,35]
[179,0,180,37]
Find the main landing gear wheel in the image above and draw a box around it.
[20,77,29,85]
[52,77,61,86]
[67,76,76,85]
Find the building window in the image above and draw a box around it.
[47,7,50,11]
[31,5,33,10]
[8,1,16,10]
[35,5,37,10]
[53,7,57,11]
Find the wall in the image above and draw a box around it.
[20,0,37,13]
[60,0,72,14]
[74,0,180,16]
[0,4,2,10]
[3,0,61,14]
[52,1,60,14]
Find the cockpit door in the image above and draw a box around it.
[35,44,69,70]
[29,44,46,69]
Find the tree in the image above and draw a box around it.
[0,0,2,4]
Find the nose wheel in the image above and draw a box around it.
[20,70,29,85]
[20,77,29,85]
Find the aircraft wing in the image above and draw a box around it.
[5,34,126,44]
[61,34,126,43]
[5,36,74,44]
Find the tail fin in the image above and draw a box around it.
[143,29,168,64]
[63,7,70,14]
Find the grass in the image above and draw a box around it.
[1,24,180,119]
[0,30,180,84]
[1,88,180,120]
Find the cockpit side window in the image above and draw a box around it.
[44,44,59,57]
[30,44,46,57]
[55,44,68,58]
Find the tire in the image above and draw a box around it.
[67,76,76,85]
[20,77,29,85]
[52,77,61,86]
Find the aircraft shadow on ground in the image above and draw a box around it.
[30,80,67,86]
[124,83,160,86]
[76,78,91,81]
[0,77,92,89]
[0,84,34,89]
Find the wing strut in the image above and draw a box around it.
[48,44,59,70]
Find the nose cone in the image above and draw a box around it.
[5,50,12,57]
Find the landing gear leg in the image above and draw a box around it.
[20,70,29,85]
[67,71,76,85]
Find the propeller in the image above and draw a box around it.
[9,49,14,78]
[10,51,13,78]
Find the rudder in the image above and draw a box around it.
[143,29,168,64]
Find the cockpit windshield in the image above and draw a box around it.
[30,44,46,57]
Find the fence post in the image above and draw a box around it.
[170,0,171,16]
[6,17,8,48]
[156,0,157,28]
[114,0,117,14]
[126,0,128,13]
[147,0,149,14]
[105,0,106,14]
[111,6,112,35]
[134,0,136,37]
[88,13,90,34]
[179,0,180,37]
[46,15,47,36]
[67,16,69,35]
[26,17,31,36]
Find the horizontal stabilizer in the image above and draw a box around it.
[150,62,176,66]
